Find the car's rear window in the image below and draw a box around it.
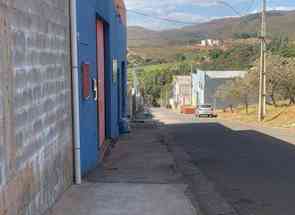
[200,105,212,108]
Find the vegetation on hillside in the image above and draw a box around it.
[199,44,259,70]
[127,46,204,68]
[268,36,295,57]
[233,32,258,39]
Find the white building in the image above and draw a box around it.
[201,40,207,46]
[200,39,222,47]
[172,76,192,108]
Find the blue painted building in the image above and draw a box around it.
[76,0,127,175]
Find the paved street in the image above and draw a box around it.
[153,108,295,215]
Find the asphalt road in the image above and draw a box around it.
[153,108,295,215]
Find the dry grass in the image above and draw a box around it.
[218,104,295,129]
[129,46,197,61]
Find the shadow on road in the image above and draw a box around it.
[163,121,295,215]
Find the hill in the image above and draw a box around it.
[128,26,168,47]
[128,10,295,48]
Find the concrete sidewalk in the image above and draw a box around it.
[47,119,199,215]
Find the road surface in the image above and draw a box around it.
[153,108,295,215]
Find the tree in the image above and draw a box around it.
[210,49,223,59]
[215,81,237,113]
[280,59,295,104]
[216,75,257,114]
[233,32,258,39]
[250,54,295,105]
[137,61,194,106]
[176,54,186,62]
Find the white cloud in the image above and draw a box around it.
[268,6,295,11]
[125,0,295,30]
[125,0,249,9]
[126,0,214,10]
[125,0,215,29]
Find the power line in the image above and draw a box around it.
[127,1,257,25]
[126,0,265,45]
[243,0,257,15]
[236,0,259,29]
[127,9,200,25]
[219,0,257,17]
[216,1,243,16]
[121,0,259,26]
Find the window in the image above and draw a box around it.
[112,59,118,83]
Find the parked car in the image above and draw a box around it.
[196,104,217,118]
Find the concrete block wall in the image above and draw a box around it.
[0,1,73,215]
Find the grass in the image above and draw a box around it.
[217,104,295,129]
[138,63,174,71]
[129,45,206,63]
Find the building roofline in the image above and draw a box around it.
[114,0,127,25]
[196,69,247,79]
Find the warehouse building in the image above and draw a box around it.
[192,69,247,108]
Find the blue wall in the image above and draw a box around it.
[192,72,206,106]
[76,0,127,174]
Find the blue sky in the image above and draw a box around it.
[125,0,295,30]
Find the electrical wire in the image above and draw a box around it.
[124,0,264,45]
[243,0,257,15]
[119,0,259,26]
[126,0,260,36]
[116,5,198,25]
[127,9,200,25]
[216,1,243,16]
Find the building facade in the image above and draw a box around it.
[172,76,192,108]
[77,0,127,175]
[192,70,247,108]
[0,0,127,214]
[200,39,222,47]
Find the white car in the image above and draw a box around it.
[196,104,217,118]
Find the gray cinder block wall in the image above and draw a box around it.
[0,1,73,215]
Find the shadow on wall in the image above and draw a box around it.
[163,122,295,215]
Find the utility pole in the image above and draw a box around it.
[191,63,193,105]
[258,0,267,122]
[165,87,168,108]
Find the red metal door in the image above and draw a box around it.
[96,20,105,146]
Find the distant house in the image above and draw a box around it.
[192,70,247,108]
[201,40,207,46]
[172,76,192,108]
[200,39,222,47]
